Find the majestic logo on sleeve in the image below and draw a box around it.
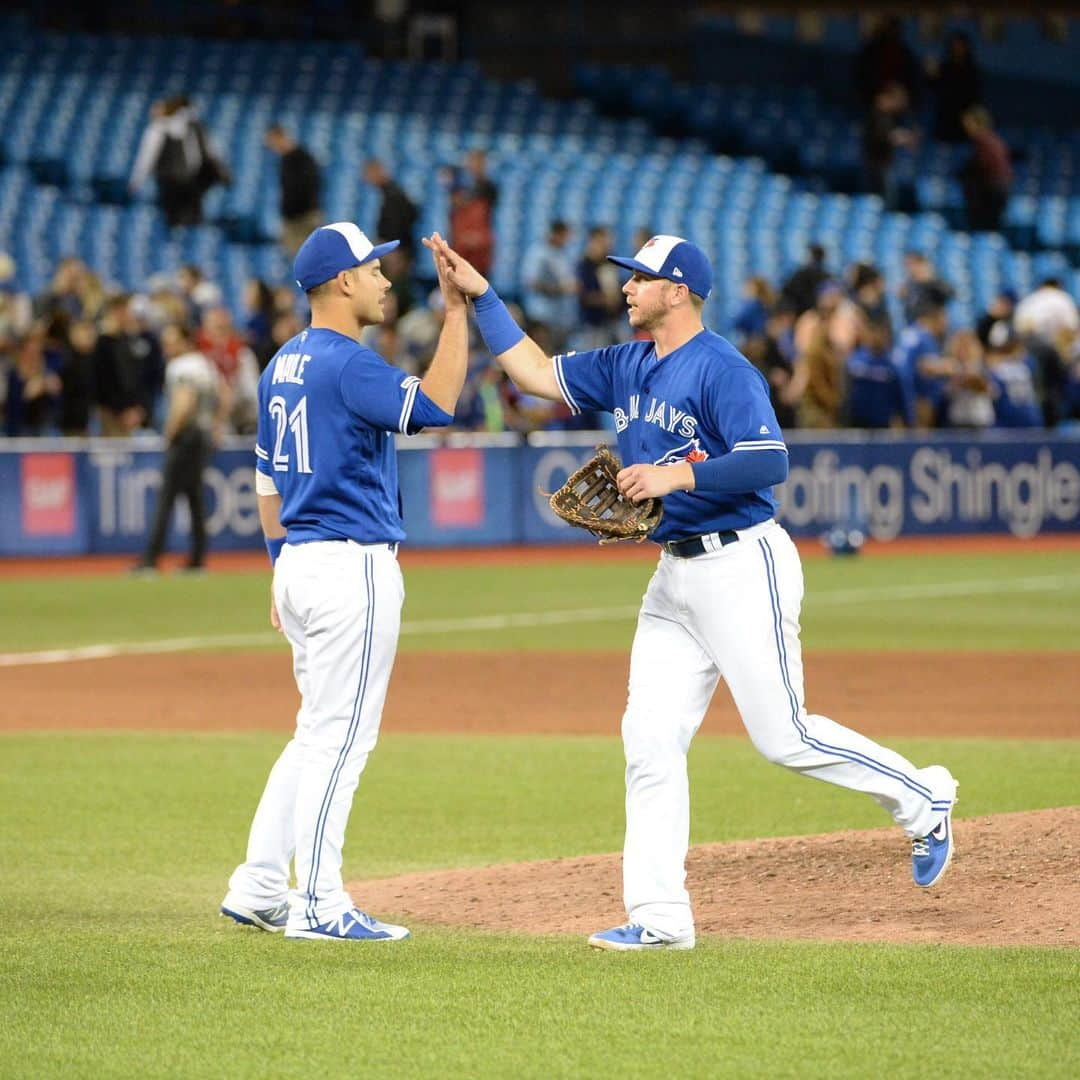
[654,438,709,466]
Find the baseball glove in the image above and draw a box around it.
[546,445,663,544]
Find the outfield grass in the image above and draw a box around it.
[4,548,1080,654]
[1,733,1077,1078]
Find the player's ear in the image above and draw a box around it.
[336,268,354,295]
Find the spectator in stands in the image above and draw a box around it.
[241,279,278,371]
[447,151,498,277]
[899,252,953,325]
[731,276,775,365]
[363,159,419,259]
[959,107,1013,232]
[265,125,322,258]
[848,261,892,334]
[575,225,622,350]
[895,296,954,428]
[395,287,445,376]
[453,354,509,432]
[4,325,62,436]
[94,294,146,436]
[175,265,222,327]
[128,295,166,428]
[35,257,96,324]
[1014,277,1079,426]
[854,15,921,109]
[976,288,1017,349]
[197,306,257,434]
[130,96,229,228]
[779,243,830,318]
[134,322,223,574]
[785,280,859,429]
[58,318,98,435]
[521,220,578,353]
[861,81,917,210]
[942,329,994,430]
[756,305,798,430]
[1062,336,1080,422]
[984,321,1044,428]
[0,253,32,348]
[927,30,983,143]
[846,317,914,429]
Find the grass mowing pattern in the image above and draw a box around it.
[3,549,1080,653]
[2,732,1078,1078]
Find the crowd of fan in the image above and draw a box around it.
[731,243,1080,432]
[3,232,1080,439]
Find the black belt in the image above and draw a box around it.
[662,530,739,558]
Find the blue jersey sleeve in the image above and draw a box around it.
[552,346,620,414]
[705,365,787,455]
[339,350,427,434]
[254,378,273,476]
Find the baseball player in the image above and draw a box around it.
[430,233,958,951]
[221,224,468,942]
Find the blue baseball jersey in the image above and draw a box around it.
[894,325,945,407]
[989,356,1043,428]
[255,327,451,544]
[845,345,915,428]
[553,330,785,541]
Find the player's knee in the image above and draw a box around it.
[747,728,804,767]
[621,706,689,762]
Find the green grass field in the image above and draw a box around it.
[2,546,1078,1078]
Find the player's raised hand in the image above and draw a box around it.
[617,462,696,502]
[422,233,489,299]
[427,232,466,312]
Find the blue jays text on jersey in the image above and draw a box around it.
[552,329,788,541]
[254,327,451,545]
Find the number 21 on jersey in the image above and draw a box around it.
[269,395,311,473]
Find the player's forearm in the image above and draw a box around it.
[690,448,789,494]
[258,493,285,539]
[472,286,561,400]
[418,308,469,413]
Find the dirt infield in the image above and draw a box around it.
[4,649,1077,738]
[351,808,1080,948]
[5,646,1076,948]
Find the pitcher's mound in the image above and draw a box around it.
[349,807,1078,947]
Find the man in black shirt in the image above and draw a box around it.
[363,160,419,259]
[265,126,322,258]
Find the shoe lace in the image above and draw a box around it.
[912,837,930,858]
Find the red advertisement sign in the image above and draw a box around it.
[430,448,485,528]
[22,454,76,536]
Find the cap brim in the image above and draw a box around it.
[606,255,660,277]
[362,239,400,264]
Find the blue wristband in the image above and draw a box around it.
[473,287,526,355]
[266,536,285,566]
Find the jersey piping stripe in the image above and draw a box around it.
[758,536,935,804]
[731,441,788,452]
[552,355,581,415]
[303,552,376,927]
[398,376,420,434]
[254,444,269,460]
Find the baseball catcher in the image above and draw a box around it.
[547,445,663,543]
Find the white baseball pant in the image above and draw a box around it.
[226,540,402,930]
[622,520,956,941]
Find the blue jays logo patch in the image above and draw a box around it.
[654,438,709,466]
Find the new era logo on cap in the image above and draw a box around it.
[607,235,713,299]
[293,222,400,291]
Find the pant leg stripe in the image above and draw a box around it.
[758,538,934,803]
[304,552,376,927]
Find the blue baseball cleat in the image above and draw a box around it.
[588,923,695,951]
[284,908,410,942]
[220,900,289,933]
[912,809,956,888]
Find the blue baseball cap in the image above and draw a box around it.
[293,222,400,291]
[607,235,713,300]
